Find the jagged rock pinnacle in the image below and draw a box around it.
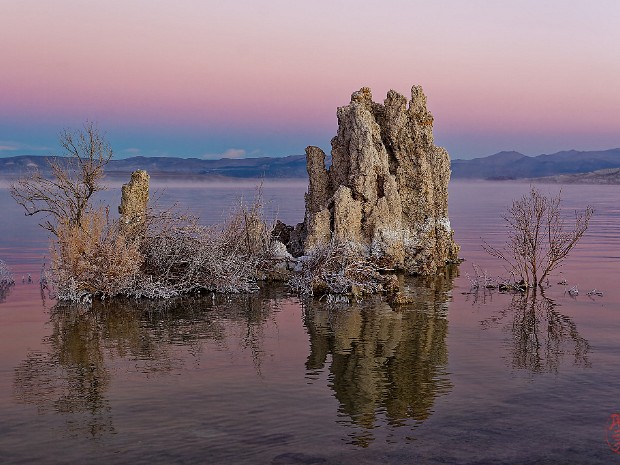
[301,85,459,275]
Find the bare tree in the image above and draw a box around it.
[10,121,113,236]
[483,186,593,288]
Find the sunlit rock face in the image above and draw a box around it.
[118,170,150,230]
[302,86,459,275]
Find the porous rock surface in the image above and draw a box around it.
[300,85,459,275]
[118,170,150,229]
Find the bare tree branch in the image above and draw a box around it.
[483,186,593,288]
[10,121,113,236]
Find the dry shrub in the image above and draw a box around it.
[46,187,403,303]
[50,208,143,302]
[0,259,15,303]
[10,122,112,237]
[114,191,277,300]
[129,190,276,298]
[483,186,593,287]
[46,188,281,303]
[11,123,286,303]
[0,259,13,285]
[288,241,398,297]
[221,192,274,264]
[133,213,259,298]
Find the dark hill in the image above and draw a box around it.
[2,148,620,182]
[0,154,309,179]
[451,148,620,180]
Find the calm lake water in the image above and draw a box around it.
[1,179,619,464]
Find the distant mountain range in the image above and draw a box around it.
[1,148,619,182]
[451,148,620,180]
[0,155,308,179]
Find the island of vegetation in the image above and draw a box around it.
[8,86,464,303]
[7,84,595,305]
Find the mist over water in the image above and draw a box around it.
[1,180,619,464]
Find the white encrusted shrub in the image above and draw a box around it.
[0,258,15,303]
[50,193,278,302]
[288,240,398,297]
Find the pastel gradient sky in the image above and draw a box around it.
[1,0,619,159]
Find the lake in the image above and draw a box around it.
[0,179,619,464]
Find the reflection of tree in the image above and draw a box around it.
[481,290,590,373]
[304,267,457,446]
[13,288,282,439]
[14,308,114,438]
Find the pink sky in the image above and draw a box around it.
[1,0,619,159]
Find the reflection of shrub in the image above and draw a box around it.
[288,241,398,297]
[481,290,590,373]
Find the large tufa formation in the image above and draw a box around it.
[118,170,150,231]
[301,86,459,275]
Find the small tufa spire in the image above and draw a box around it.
[119,170,150,230]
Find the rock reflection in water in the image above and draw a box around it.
[303,268,457,446]
[13,288,283,439]
[482,290,590,373]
